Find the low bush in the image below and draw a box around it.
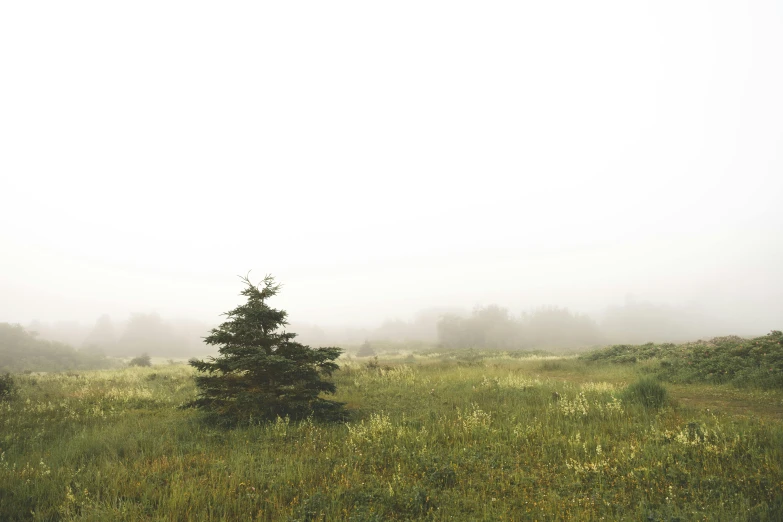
[580,342,679,364]
[128,353,152,367]
[658,332,783,388]
[581,331,783,389]
[0,373,15,401]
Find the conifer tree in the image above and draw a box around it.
[188,275,346,424]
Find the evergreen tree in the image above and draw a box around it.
[188,275,346,424]
[357,340,376,357]
[82,314,117,355]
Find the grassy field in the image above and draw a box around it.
[1,353,782,521]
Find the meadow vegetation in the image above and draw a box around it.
[1,343,782,520]
[580,331,783,389]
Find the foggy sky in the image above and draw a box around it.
[1,2,782,335]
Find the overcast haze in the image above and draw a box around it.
[1,2,782,336]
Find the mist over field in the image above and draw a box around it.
[3,5,783,519]
[1,1,781,356]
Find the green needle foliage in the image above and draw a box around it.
[188,274,346,425]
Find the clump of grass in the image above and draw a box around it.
[621,377,668,409]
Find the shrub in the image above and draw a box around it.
[579,343,677,364]
[657,331,783,388]
[366,356,380,370]
[580,332,783,389]
[0,373,16,401]
[621,377,668,409]
[128,353,152,367]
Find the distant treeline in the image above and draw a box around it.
[435,300,726,351]
[293,300,739,352]
[437,306,601,350]
[0,323,116,373]
[27,314,212,358]
[16,298,741,359]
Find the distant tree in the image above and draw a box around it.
[374,319,409,342]
[437,313,474,349]
[187,275,346,425]
[437,306,520,349]
[601,299,701,344]
[472,305,519,349]
[524,306,603,349]
[128,353,152,367]
[82,314,117,355]
[408,308,454,341]
[27,320,89,347]
[117,313,187,357]
[0,323,114,373]
[357,340,375,357]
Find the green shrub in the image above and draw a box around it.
[580,332,783,389]
[621,377,668,409]
[658,332,783,388]
[0,373,15,401]
[580,342,678,364]
[128,353,152,367]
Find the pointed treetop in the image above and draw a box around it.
[237,273,282,303]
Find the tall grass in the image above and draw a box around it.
[0,359,781,520]
[621,377,669,409]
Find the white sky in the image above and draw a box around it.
[1,1,782,331]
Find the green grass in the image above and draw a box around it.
[621,377,669,409]
[1,357,782,520]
